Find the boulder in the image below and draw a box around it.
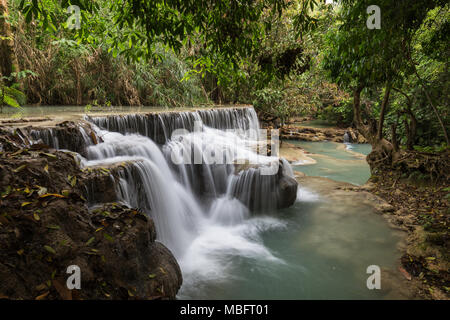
[0,132,181,300]
[276,175,298,209]
[232,159,298,211]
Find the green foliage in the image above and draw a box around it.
[11,0,208,107]
[8,0,448,155]
[0,71,35,110]
[318,98,353,127]
[383,4,449,148]
[320,0,449,148]
[15,0,321,82]
[253,88,290,125]
[413,145,448,154]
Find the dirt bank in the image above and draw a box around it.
[366,172,449,300]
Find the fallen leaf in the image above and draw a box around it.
[42,153,56,158]
[398,266,412,280]
[103,233,114,242]
[86,237,95,246]
[39,193,65,198]
[69,176,77,187]
[52,279,72,300]
[44,245,56,254]
[37,186,47,196]
[13,164,27,173]
[35,291,49,300]
[35,283,47,291]
[1,186,12,198]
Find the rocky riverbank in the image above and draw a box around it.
[280,125,367,143]
[257,113,367,143]
[0,127,182,300]
[366,167,449,300]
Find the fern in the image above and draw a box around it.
[0,70,32,111]
[0,82,25,110]
[2,94,20,108]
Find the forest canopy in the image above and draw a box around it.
[0,0,448,155]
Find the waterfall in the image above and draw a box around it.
[27,122,99,155]
[85,107,260,144]
[28,107,297,289]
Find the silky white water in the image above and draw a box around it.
[77,108,290,293]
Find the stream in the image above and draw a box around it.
[4,106,404,299]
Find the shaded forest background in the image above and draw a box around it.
[0,0,448,157]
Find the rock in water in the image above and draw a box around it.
[277,175,298,209]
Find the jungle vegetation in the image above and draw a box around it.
[0,0,448,166]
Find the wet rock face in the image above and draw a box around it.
[0,129,181,300]
[232,160,298,211]
[25,121,101,157]
[277,175,298,209]
[83,161,135,205]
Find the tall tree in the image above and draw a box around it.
[0,0,19,80]
[322,0,447,169]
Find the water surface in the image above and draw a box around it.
[291,141,372,186]
[178,187,402,299]
[179,140,402,300]
[21,107,400,300]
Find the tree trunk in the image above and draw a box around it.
[352,84,369,137]
[405,109,417,150]
[0,0,19,80]
[353,84,395,172]
[391,123,399,153]
[377,82,392,141]
[352,84,377,144]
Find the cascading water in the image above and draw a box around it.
[31,107,298,297]
[23,107,404,299]
[85,107,261,144]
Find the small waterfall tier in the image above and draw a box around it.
[85,107,260,144]
[25,121,101,156]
